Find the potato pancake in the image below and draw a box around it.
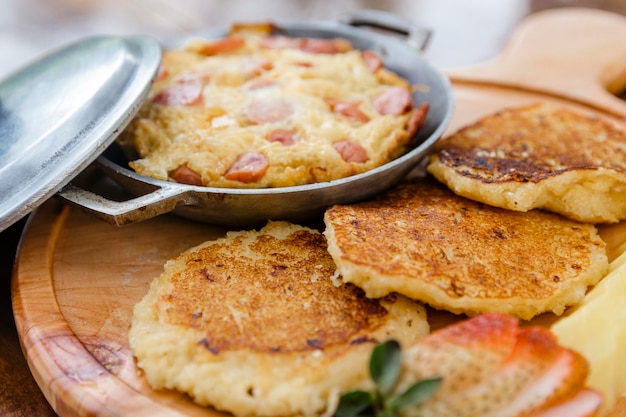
[427,103,626,223]
[129,221,429,417]
[323,180,608,320]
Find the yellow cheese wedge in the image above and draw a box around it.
[551,243,626,415]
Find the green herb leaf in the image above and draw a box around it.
[370,340,402,396]
[334,390,376,417]
[333,340,442,417]
[387,377,443,410]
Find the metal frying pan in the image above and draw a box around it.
[57,10,455,227]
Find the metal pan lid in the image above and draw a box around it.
[0,35,161,233]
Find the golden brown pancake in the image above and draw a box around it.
[323,180,608,320]
[427,103,626,223]
[129,221,429,417]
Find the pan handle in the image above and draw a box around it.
[341,9,431,52]
[56,182,192,226]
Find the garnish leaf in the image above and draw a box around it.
[387,377,443,410]
[333,390,376,417]
[334,340,442,417]
[370,340,402,396]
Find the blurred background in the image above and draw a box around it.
[3,0,625,79]
[1,1,626,416]
[0,0,535,78]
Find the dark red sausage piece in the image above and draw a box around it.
[267,129,297,146]
[406,102,430,138]
[362,50,383,72]
[298,38,351,54]
[326,99,370,123]
[333,140,368,163]
[170,165,203,186]
[224,152,269,182]
[372,86,413,116]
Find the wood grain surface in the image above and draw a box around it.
[0,218,56,417]
[11,8,626,417]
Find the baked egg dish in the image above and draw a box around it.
[118,23,429,188]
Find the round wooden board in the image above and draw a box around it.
[11,198,626,417]
[11,8,626,417]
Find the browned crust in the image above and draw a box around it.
[431,103,626,183]
[324,180,607,318]
[157,224,398,355]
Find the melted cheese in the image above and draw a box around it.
[121,34,417,188]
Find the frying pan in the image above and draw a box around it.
[57,10,455,227]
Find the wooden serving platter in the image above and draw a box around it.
[12,8,626,417]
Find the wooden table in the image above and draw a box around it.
[2,1,626,416]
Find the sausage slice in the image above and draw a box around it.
[225,152,269,182]
[333,140,368,163]
[372,86,413,115]
[246,98,294,124]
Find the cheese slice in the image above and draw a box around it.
[551,242,626,415]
